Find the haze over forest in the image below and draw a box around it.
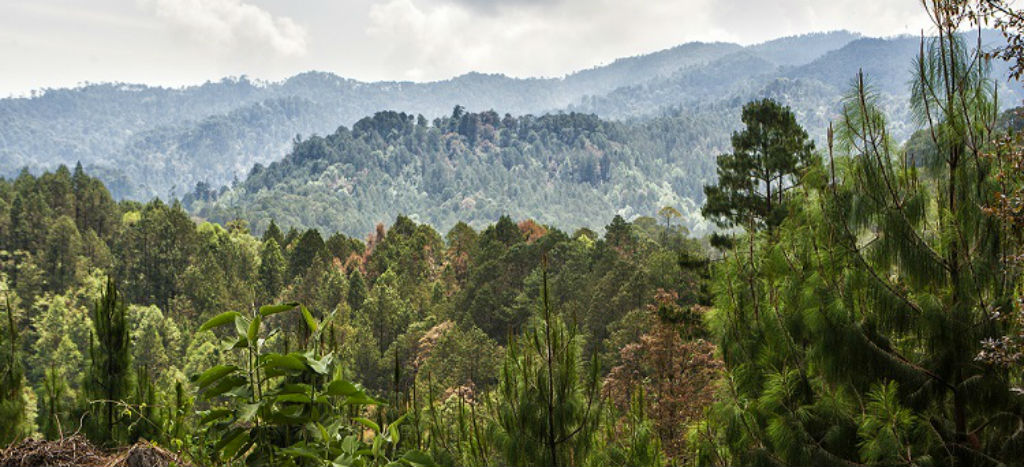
[2,29,1021,236]
[2,2,1024,467]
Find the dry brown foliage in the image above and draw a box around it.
[603,296,723,463]
[104,440,192,467]
[0,436,106,467]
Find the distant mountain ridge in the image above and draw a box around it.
[1,29,1019,212]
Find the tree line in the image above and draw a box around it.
[2,1,1024,465]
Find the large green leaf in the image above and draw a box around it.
[234,315,250,339]
[199,311,241,332]
[301,305,318,334]
[345,393,381,406]
[237,402,261,423]
[276,393,313,404]
[199,409,233,425]
[202,374,248,400]
[193,365,238,390]
[279,443,323,462]
[261,354,307,372]
[305,353,332,375]
[247,314,261,342]
[387,413,407,444]
[216,428,251,460]
[326,379,359,397]
[400,450,438,467]
[353,417,380,434]
[259,302,299,317]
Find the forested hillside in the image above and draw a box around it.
[2,1,1024,466]
[0,30,974,204]
[0,164,717,465]
[186,108,729,236]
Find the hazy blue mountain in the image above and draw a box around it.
[748,30,862,67]
[2,29,1014,205]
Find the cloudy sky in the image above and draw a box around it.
[0,0,933,96]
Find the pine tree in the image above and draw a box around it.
[0,285,28,444]
[262,219,284,246]
[496,257,600,466]
[348,269,367,311]
[701,98,815,232]
[40,364,69,439]
[83,277,133,446]
[258,238,286,302]
[694,8,1024,465]
[287,228,325,280]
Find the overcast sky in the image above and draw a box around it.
[0,0,934,96]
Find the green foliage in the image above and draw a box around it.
[360,269,413,359]
[495,262,601,467]
[189,110,722,237]
[83,277,133,446]
[0,282,29,444]
[2,164,715,465]
[193,301,435,467]
[347,269,367,312]
[587,392,664,467]
[701,98,816,231]
[288,229,326,281]
[694,13,1024,465]
[29,293,92,436]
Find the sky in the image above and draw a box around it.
[0,0,934,97]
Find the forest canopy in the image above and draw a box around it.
[2,1,1024,466]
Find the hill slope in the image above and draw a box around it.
[0,32,864,199]
[186,109,731,236]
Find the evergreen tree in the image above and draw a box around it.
[262,219,284,246]
[604,215,636,255]
[40,364,69,439]
[694,11,1024,465]
[348,269,367,311]
[287,228,325,280]
[701,98,815,231]
[83,277,133,446]
[0,286,28,444]
[42,215,82,291]
[258,238,286,302]
[360,269,411,357]
[496,258,600,466]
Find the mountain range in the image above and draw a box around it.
[2,29,1020,234]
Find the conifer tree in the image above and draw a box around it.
[0,285,28,444]
[83,277,133,446]
[701,98,815,232]
[258,238,286,302]
[496,257,600,466]
[262,219,284,246]
[694,7,1024,465]
[348,269,367,311]
[288,228,325,280]
[40,364,69,439]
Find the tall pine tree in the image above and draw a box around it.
[0,285,28,444]
[258,238,286,303]
[702,98,815,232]
[496,257,601,466]
[83,277,133,446]
[694,7,1024,465]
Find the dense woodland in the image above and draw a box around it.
[185,108,725,236]
[6,30,1021,207]
[2,1,1024,466]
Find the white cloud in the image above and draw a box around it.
[362,0,932,83]
[364,0,716,81]
[140,0,308,57]
[0,0,939,95]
